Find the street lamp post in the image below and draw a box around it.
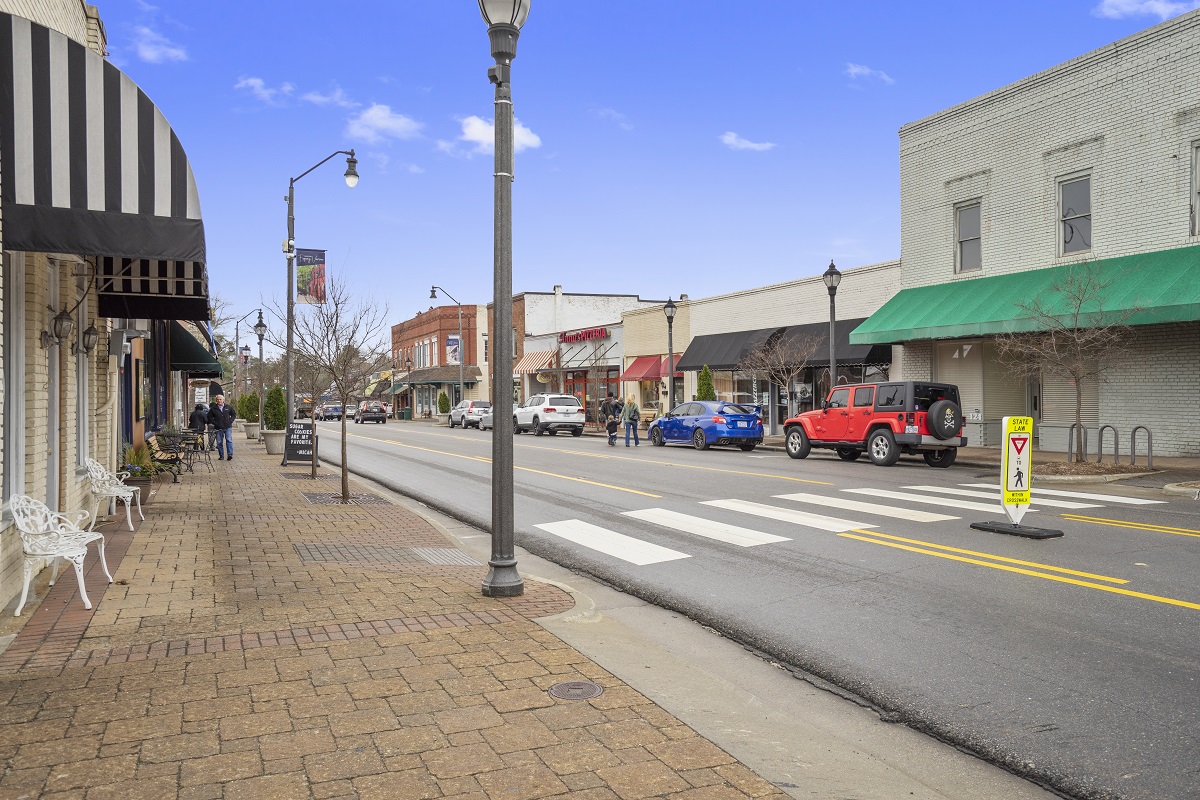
[239,346,251,393]
[664,298,677,414]
[431,286,466,406]
[405,356,413,419]
[822,261,842,393]
[254,312,267,438]
[479,0,529,597]
[284,150,359,423]
[234,309,262,404]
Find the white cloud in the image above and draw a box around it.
[301,86,359,109]
[448,115,542,156]
[845,62,895,85]
[133,26,186,63]
[1093,0,1200,17]
[719,131,776,152]
[592,107,633,131]
[345,104,423,145]
[234,76,294,106]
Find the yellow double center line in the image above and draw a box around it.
[840,529,1200,611]
[1060,514,1200,539]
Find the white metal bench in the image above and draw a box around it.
[8,495,114,615]
[85,458,144,531]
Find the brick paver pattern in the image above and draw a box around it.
[0,439,785,799]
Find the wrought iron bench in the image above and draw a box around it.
[85,458,144,532]
[8,495,113,615]
[146,436,183,483]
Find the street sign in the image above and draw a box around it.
[1000,416,1033,525]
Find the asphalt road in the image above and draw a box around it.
[316,419,1200,800]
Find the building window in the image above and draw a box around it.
[512,328,517,358]
[482,333,488,363]
[1059,175,1091,254]
[75,274,89,472]
[1192,143,1200,236]
[955,202,982,272]
[2,252,26,513]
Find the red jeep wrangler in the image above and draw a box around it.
[783,381,966,467]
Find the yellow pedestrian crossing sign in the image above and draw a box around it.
[1001,416,1033,523]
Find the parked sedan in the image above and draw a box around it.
[354,402,387,424]
[514,394,584,436]
[449,399,492,429]
[648,401,763,451]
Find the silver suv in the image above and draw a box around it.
[514,394,584,437]
[449,399,492,429]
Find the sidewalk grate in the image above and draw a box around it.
[301,491,390,505]
[411,547,481,566]
[293,542,480,567]
[280,472,338,480]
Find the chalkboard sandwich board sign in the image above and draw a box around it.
[283,422,319,466]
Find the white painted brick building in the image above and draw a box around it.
[853,10,1200,456]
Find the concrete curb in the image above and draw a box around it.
[1163,482,1200,498]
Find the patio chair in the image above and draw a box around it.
[8,495,113,615]
[85,458,144,531]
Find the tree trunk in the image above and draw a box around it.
[1074,382,1084,463]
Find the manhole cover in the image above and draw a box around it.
[548,681,604,700]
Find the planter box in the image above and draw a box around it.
[244,423,261,440]
[262,429,286,454]
[125,478,155,507]
[435,413,451,426]
[234,420,245,431]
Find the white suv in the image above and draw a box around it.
[514,394,584,437]
[449,399,492,429]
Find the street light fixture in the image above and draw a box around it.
[663,298,677,414]
[405,356,413,419]
[431,286,466,407]
[822,260,842,392]
[479,0,529,598]
[284,149,359,423]
[254,311,268,440]
[234,308,263,404]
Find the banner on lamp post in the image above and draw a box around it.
[446,335,461,366]
[296,249,327,305]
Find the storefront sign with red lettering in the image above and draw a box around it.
[559,327,610,343]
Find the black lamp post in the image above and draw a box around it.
[479,0,529,598]
[822,261,842,392]
[253,311,268,432]
[284,150,359,422]
[431,286,466,406]
[405,356,413,418]
[664,298,677,413]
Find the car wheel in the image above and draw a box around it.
[924,448,958,468]
[571,428,582,437]
[926,400,963,441]
[739,443,756,452]
[836,448,861,462]
[868,429,901,466]
[548,430,558,436]
[513,416,521,434]
[785,427,810,459]
[533,417,544,436]
[692,429,709,451]
[650,428,664,447]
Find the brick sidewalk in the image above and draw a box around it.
[0,441,784,799]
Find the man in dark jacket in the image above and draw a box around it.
[188,403,208,433]
[207,394,237,461]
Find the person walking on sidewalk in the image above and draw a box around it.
[207,394,237,461]
[621,393,641,447]
[605,410,620,446]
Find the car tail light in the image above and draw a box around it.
[544,407,555,413]
[711,415,726,424]
[906,412,915,424]
[756,417,763,426]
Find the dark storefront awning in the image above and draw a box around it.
[169,321,221,377]
[676,319,887,372]
[0,13,208,320]
[849,245,1200,345]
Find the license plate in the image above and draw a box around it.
[735,421,746,428]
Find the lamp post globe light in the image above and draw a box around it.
[663,298,677,414]
[234,308,263,404]
[822,260,842,393]
[254,311,268,430]
[431,286,466,407]
[480,0,529,598]
[284,150,359,423]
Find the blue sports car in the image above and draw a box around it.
[647,401,764,451]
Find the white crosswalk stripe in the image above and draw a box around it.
[773,492,958,522]
[702,499,874,532]
[843,488,1002,514]
[901,485,1101,509]
[622,509,790,546]
[961,484,1166,505]
[534,520,690,565]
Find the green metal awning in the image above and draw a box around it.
[850,245,1200,344]
[169,321,223,377]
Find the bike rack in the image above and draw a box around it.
[1095,424,1119,464]
[1130,426,1153,469]
[1066,423,1088,463]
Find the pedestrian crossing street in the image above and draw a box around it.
[533,484,1167,566]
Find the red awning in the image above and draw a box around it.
[657,355,683,380]
[515,350,555,374]
[620,356,661,382]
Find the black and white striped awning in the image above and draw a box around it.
[0,12,208,319]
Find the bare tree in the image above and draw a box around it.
[267,279,389,501]
[993,261,1137,462]
[739,327,823,418]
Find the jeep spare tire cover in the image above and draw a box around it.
[926,400,962,440]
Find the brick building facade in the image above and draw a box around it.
[391,304,480,414]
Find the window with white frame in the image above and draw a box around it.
[512,328,517,358]
[482,332,488,363]
[2,252,26,511]
[956,202,982,272]
[1059,174,1092,254]
[1192,143,1200,236]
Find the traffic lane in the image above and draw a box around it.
[322,426,1199,800]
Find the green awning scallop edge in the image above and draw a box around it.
[849,245,1200,344]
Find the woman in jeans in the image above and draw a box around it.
[620,394,641,447]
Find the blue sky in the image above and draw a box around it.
[97,0,1197,345]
